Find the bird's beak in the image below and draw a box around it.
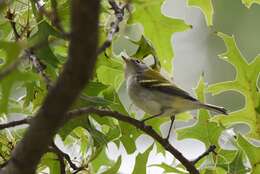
[122,56,129,63]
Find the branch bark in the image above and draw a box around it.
[65,107,199,174]
[0,118,29,130]
[0,106,218,174]
[97,0,127,54]
[0,0,100,173]
[191,145,216,164]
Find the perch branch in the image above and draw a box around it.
[65,107,200,174]
[0,106,219,173]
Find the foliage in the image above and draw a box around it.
[0,0,259,174]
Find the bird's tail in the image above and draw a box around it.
[199,103,228,115]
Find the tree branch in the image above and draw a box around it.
[5,9,20,41]
[26,51,52,89]
[0,0,101,173]
[97,0,128,54]
[49,146,66,174]
[0,105,218,173]
[2,9,52,88]
[35,0,68,38]
[50,143,79,171]
[49,142,85,174]
[65,107,199,174]
[191,145,217,165]
[0,118,30,130]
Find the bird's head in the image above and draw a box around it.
[122,56,149,76]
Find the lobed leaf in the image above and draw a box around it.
[208,33,260,138]
[131,0,191,72]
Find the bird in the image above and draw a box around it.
[122,56,228,140]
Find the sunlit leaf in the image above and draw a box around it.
[237,135,260,174]
[132,145,153,174]
[150,163,188,174]
[0,41,21,70]
[131,0,191,72]
[187,0,213,26]
[102,156,121,174]
[241,0,260,7]
[177,77,224,148]
[208,33,260,138]
[0,71,39,113]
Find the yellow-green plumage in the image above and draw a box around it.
[123,57,228,118]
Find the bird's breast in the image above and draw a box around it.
[126,75,163,115]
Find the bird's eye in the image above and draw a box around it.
[135,60,141,63]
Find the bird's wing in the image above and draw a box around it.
[138,69,197,101]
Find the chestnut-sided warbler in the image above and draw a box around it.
[122,56,228,140]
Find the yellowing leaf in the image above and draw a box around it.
[208,33,260,138]
[187,0,213,26]
[241,0,260,8]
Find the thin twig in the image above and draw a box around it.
[53,149,66,174]
[5,9,20,41]
[3,9,52,88]
[50,143,78,171]
[26,51,52,89]
[35,0,68,38]
[191,145,217,164]
[97,0,128,54]
[49,143,66,174]
[0,118,30,130]
[49,142,85,173]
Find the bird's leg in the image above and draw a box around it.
[141,111,164,123]
[165,115,175,141]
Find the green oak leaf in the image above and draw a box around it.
[132,145,153,174]
[102,86,141,153]
[132,36,161,71]
[208,33,260,138]
[150,163,188,174]
[241,0,260,8]
[39,152,61,174]
[96,54,124,91]
[131,0,191,72]
[187,0,213,26]
[97,65,124,91]
[177,77,224,148]
[202,167,227,174]
[237,135,260,174]
[0,41,21,71]
[59,82,112,141]
[29,21,61,67]
[227,150,249,174]
[102,156,122,174]
[91,147,111,173]
[0,71,39,114]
